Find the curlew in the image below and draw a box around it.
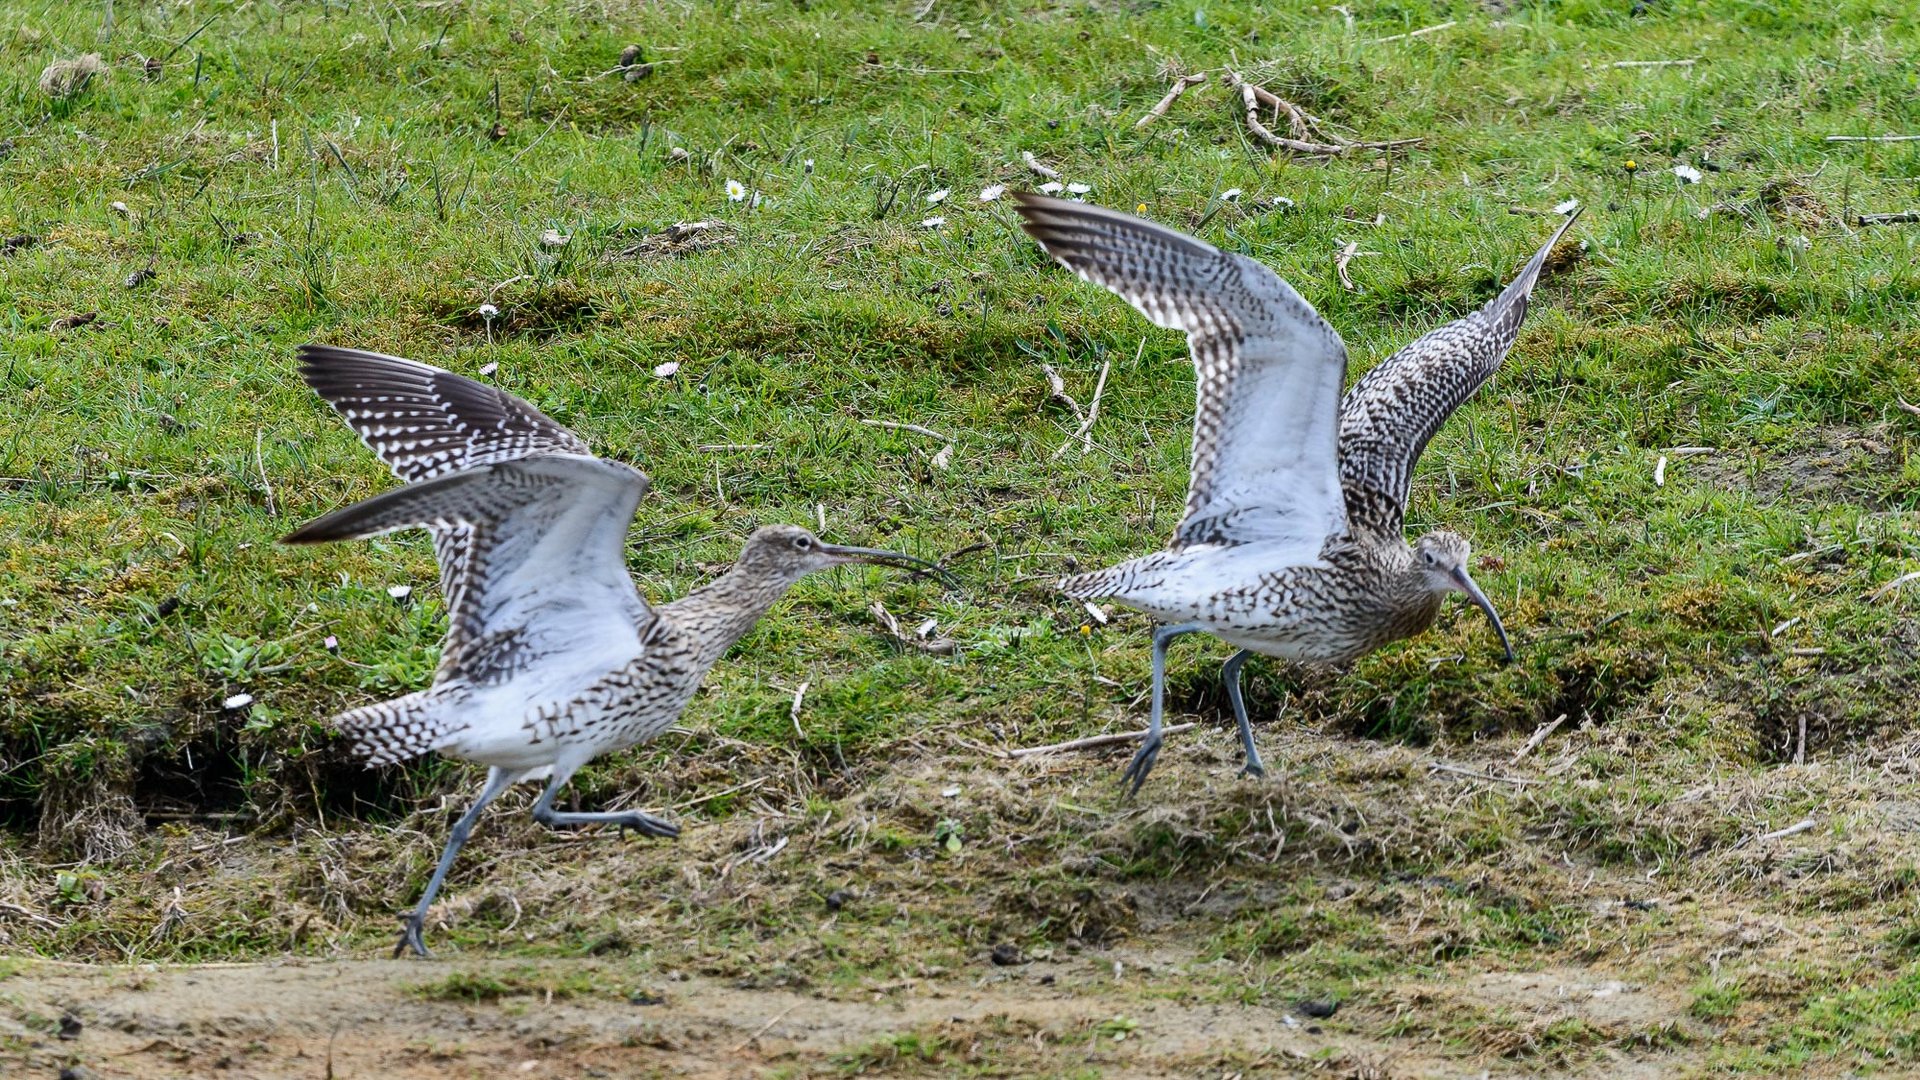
[1014,194,1578,792]
[284,344,945,956]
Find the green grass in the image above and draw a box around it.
[5,0,1920,1073]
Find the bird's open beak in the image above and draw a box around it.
[820,543,960,587]
[1450,566,1515,662]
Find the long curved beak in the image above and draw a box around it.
[1450,566,1514,662]
[820,543,961,588]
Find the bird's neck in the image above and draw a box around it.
[664,562,799,669]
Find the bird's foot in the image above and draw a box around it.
[394,916,432,960]
[1119,734,1163,797]
[1239,759,1267,780]
[617,811,680,840]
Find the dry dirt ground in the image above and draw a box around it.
[10,720,1919,1078]
[0,953,1695,1079]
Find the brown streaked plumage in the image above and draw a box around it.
[1015,194,1577,792]
[286,345,947,956]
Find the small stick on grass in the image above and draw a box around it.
[731,1004,798,1053]
[1862,570,1920,602]
[1736,817,1815,849]
[1609,57,1699,68]
[1335,240,1361,290]
[1858,211,1920,226]
[1370,20,1455,44]
[1022,151,1060,180]
[1511,714,1567,762]
[1134,71,1208,129]
[1041,364,1087,428]
[789,681,808,738]
[1008,723,1198,759]
[1827,134,1920,143]
[1051,358,1112,459]
[1428,761,1540,785]
[860,418,955,469]
[254,428,277,516]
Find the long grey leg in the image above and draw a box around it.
[1120,622,1203,796]
[530,768,680,840]
[1221,649,1265,779]
[397,765,518,959]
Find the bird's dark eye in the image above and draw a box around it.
[794,536,812,551]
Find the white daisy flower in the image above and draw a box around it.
[653,361,680,378]
[1219,188,1243,202]
[927,188,950,205]
[1038,181,1063,194]
[1066,182,1091,194]
[1271,196,1296,210]
[979,184,1005,201]
[476,303,499,319]
[921,215,947,228]
[726,179,747,202]
[804,158,815,174]
[222,693,254,711]
[1553,198,1581,215]
[1673,164,1702,183]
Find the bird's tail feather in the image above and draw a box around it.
[333,690,461,766]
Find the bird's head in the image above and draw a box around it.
[737,524,952,586]
[1413,531,1513,662]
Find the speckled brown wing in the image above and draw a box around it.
[1015,193,1350,551]
[297,344,600,652]
[298,344,589,484]
[1336,210,1580,540]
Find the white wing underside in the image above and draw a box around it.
[289,454,652,685]
[1014,194,1350,552]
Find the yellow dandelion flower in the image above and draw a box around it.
[1079,624,1093,635]
[1136,203,1147,214]
[1623,159,1638,172]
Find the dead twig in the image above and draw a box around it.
[254,428,277,517]
[1370,20,1455,43]
[1334,240,1361,290]
[789,681,808,738]
[1863,571,1920,602]
[1735,817,1816,849]
[1041,364,1087,427]
[730,1004,798,1053]
[1225,71,1421,155]
[1858,211,1920,226]
[1511,714,1567,762]
[860,418,955,469]
[1022,151,1060,180]
[1428,761,1540,786]
[1827,134,1920,143]
[1008,723,1198,759]
[870,601,957,654]
[1051,358,1113,459]
[1134,71,1209,129]
[1609,57,1700,68]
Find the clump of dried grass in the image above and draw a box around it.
[38,53,108,99]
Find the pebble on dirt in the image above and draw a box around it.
[990,942,1023,966]
[1297,998,1338,1018]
